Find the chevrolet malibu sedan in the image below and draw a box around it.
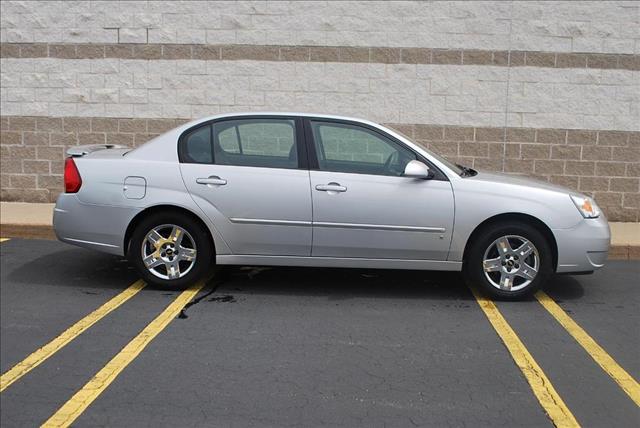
[53,113,610,299]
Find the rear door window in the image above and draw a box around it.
[212,119,298,169]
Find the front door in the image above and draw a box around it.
[306,119,454,260]
[180,117,312,256]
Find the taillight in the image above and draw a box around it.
[64,157,82,193]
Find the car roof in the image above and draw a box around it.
[177,111,380,132]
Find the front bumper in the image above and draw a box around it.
[553,215,611,273]
[53,194,141,256]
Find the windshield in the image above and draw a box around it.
[390,128,465,175]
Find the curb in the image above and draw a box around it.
[1,223,638,261]
[607,245,640,261]
[0,224,57,241]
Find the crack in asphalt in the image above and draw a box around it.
[177,278,224,319]
[207,295,236,303]
[176,267,265,319]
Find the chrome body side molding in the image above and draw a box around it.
[229,218,312,227]
[229,217,445,233]
[314,221,445,233]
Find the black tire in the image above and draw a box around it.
[128,211,213,289]
[463,221,553,300]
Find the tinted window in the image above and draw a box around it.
[213,119,297,169]
[218,126,241,153]
[183,125,212,164]
[310,121,416,176]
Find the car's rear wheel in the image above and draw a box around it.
[463,222,552,300]
[128,212,213,288]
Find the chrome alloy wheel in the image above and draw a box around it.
[482,235,540,292]
[141,224,197,280]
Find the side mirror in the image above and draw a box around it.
[403,160,433,179]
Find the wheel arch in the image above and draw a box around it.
[124,204,216,256]
[462,213,558,271]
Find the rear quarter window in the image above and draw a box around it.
[181,125,212,164]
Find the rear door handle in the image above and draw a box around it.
[196,176,227,186]
[315,182,347,193]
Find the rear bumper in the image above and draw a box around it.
[53,194,141,256]
[553,216,611,273]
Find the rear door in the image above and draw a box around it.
[306,119,455,260]
[179,116,312,256]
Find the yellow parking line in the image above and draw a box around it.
[470,287,579,427]
[535,291,640,406]
[0,280,145,392]
[42,281,205,428]
[0,238,10,243]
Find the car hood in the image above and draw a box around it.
[466,170,575,195]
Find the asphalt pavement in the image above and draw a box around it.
[1,238,638,427]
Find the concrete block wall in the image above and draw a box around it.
[2,1,638,52]
[0,1,639,221]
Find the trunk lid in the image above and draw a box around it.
[66,144,130,158]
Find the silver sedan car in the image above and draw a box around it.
[54,113,610,299]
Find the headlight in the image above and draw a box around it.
[570,195,600,218]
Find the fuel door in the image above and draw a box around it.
[123,176,146,199]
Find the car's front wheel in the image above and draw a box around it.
[463,222,553,300]
[128,212,213,288]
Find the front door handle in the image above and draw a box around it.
[196,176,227,186]
[315,182,347,193]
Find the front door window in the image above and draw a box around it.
[310,121,416,176]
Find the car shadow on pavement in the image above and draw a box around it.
[6,249,137,289]
[215,266,587,302]
[215,266,476,301]
[542,274,585,301]
[5,245,586,301]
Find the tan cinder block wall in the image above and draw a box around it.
[1,1,639,221]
